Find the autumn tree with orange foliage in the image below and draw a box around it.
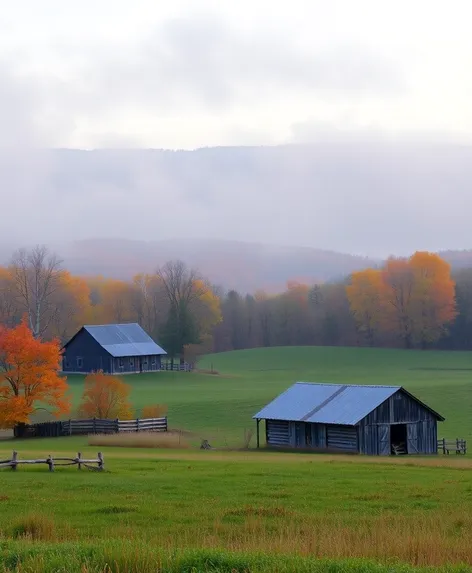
[346,252,456,348]
[86,277,136,325]
[0,321,70,428]
[78,371,133,419]
[346,269,388,346]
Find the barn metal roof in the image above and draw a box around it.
[253,382,443,425]
[83,323,167,358]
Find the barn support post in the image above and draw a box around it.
[256,419,260,448]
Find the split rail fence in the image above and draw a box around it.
[0,451,104,472]
[15,416,167,438]
[437,438,467,454]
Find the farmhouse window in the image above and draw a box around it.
[76,357,83,369]
[129,358,134,368]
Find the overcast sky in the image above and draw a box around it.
[3,0,472,149]
[1,1,472,257]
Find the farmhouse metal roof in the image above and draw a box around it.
[79,323,166,358]
[253,382,444,425]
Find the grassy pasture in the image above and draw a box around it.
[63,345,472,443]
[1,447,472,571]
[2,346,472,571]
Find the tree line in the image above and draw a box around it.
[215,252,465,352]
[0,246,470,357]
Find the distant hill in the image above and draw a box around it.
[2,238,472,293]
[57,238,379,293]
[2,142,472,264]
[2,142,472,290]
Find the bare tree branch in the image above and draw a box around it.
[9,245,63,339]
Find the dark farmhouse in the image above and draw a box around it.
[253,382,444,455]
[62,323,167,374]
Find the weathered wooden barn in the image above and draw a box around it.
[253,382,444,455]
[62,323,167,374]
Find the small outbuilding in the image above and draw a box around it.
[62,323,167,374]
[253,382,444,455]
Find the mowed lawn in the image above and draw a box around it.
[62,346,472,443]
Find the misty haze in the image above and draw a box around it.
[2,1,472,276]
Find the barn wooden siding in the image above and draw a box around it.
[264,390,439,455]
[358,391,438,455]
[110,355,162,374]
[265,421,358,452]
[62,328,111,373]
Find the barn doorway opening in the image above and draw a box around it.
[305,424,312,447]
[390,424,407,455]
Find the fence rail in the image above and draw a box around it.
[437,438,467,455]
[117,418,167,432]
[161,361,193,372]
[15,417,168,438]
[0,451,104,471]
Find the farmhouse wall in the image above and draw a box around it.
[110,355,162,374]
[62,329,112,373]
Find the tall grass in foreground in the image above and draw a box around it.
[1,542,471,573]
[4,511,472,568]
[88,431,189,449]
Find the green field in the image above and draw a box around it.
[2,346,472,572]
[66,346,472,442]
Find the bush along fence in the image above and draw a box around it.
[14,417,168,438]
[0,451,104,472]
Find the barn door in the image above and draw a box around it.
[407,423,419,454]
[378,424,390,455]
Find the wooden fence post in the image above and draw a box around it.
[136,418,140,433]
[93,418,96,434]
[440,438,446,455]
[69,419,72,436]
[98,452,104,471]
[11,451,17,471]
[115,418,119,433]
[77,452,82,470]
[47,455,54,472]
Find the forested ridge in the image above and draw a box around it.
[0,246,471,361]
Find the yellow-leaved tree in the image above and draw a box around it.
[346,252,457,348]
[78,371,133,419]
